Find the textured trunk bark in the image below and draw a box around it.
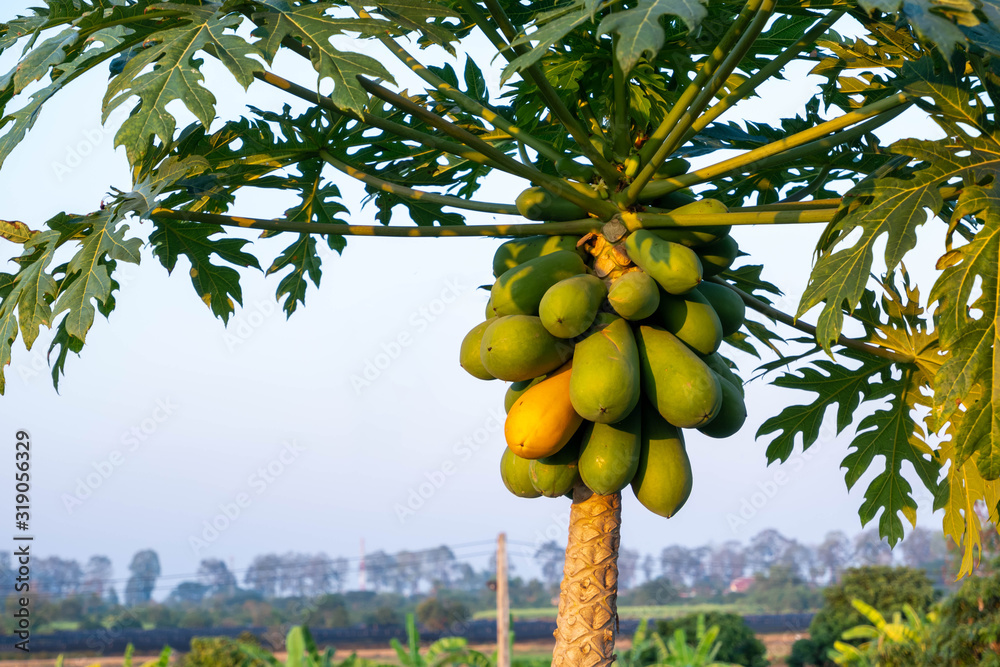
[551,487,621,666]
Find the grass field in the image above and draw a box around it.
[472,602,758,621]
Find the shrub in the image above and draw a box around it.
[656,612,767,667]
[415,597,470,632]
[183,636,269,667]
[924,566,1000,666]
[788,566,935,667]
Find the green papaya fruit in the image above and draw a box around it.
[631,407,692,518]
[624,154,641,180]
[492,235,583,278]
[529,439,581,497]
[578,405,641,495]
[539,274,608,338]
[702,353,744,396]
[569,317,641,423]
[505,375,547,413]
[500,448,542,498]
[698,281,746,336]
[460,319,496,380]
[608,271,660,321]
[516,187,588,221]
[481,315,572,382]
[636,325,722,428]
[624,230,703,295]
[653,157,691,180]
[555,157,597,183]
[655,287,723,355]
[696,235,739,277]
[697,374,748,439]
[652,226,732,248]
[491,250,587,317]
[648,190,697,209]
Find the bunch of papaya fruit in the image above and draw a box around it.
[459,195,748,518]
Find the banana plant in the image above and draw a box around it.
[615,616,738,667]
[6,0,1000,664]
[828,598,938,667]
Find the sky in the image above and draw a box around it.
[0,5,951,596]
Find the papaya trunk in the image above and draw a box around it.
[552,487,621,666]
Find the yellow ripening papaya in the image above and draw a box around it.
[539,274,608,338]
[624,230,703,295]
[481,315,572,382]
[698,281,746,337]
[529,437,581,497]
[491,250,587,317]
[702,352,744,397]
[655,287,723,356]
[569,317,641,424]
[631,407,692,518]
[515,187,588,221]
[608,271,660,321]
[578,404,641,495]
[696,235,739,277]
[492,235,583,278]
[460,319,497,380]
[505,363,583,459]
[636,325,722,428]
[504,375,547,413]
[500,448,542,498]
[697,373,748,439]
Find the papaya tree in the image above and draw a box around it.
[3,0,1000,664]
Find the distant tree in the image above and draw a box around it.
[305,593,350,628]
[901,528,948,572]
[535,541,565,587]
[36,556,82,598]
[169,581,209,604]
[816,531,853,584]
[745,564,822,613]
[198,558,237,597]
[415,597,470,633]
[394,550,424,594]
[244,554,282,598]
[853,529,893,566]
[82,555,112,597]
[708,541,746,588]
[745,529,795,574]
[641,554,656,584]
[424,545,458,587]
[779,541,821,584]
[301,553,335,596]
[618,576,679,606]
[278,552,308,597]
[106,586,119,606]
[659,545,693,587]
[618,548,640,590]
[365,605,402,626]
[365,550,397,593]
[329,555,350,593]
[125,549,161,606]
[0,552,12,588]
[178,608,214,629]
[788,566,935,667]
[924,563,1000,666]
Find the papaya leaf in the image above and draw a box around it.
[250,0,395,114]
[757,349,893,463]
[856,0,975,60]
[501,0,603,81]
[103,3,266,164]
[930,205,1000,479]
[47,316,84,392]
[12,27,77,94]
[149,219,261,322]
[597,0,708,74]
[52,211,142,342]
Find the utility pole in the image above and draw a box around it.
[496,532,510,667]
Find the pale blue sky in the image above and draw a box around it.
[0,5,947,591]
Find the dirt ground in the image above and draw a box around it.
[0,633,804,666]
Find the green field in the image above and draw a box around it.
[473,602,757,621]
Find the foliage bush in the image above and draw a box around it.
[184,635,270,667]
[415,597,471,633]
[923,564,1000,666]
[656,612,767,667]
[788,566,935,667]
